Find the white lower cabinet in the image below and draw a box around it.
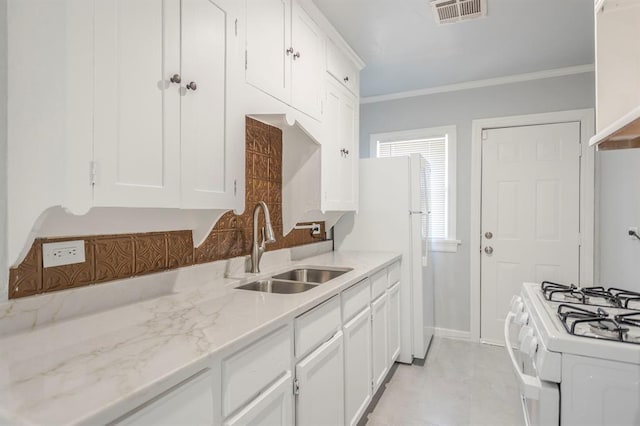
[116,369,215,426]
[387,282,401,364]
[295,331,345,426]
[343,307,372,426]
[371,293,389,393]
[224,373,293,426]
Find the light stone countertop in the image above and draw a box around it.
[0,250,400,426]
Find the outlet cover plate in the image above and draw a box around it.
[43,240,86,268]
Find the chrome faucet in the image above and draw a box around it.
[251,201,276,273]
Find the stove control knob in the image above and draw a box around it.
[518,326,533,344]
[510,296,524,314]
[527,337,539,358]
[515,312,529,326]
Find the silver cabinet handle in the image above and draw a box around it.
[186,81,197,91]
[170,74,181,84]
[344,76,349,83]
[485,231,493,239]
[484,246,494,255]
[340,148,349,157]
[286,47,294,56]
[293,52,301,60]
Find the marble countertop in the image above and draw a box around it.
[0,250,400,425]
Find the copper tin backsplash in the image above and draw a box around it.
[8,118,326,299]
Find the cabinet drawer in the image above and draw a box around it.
[370,269,388,300]
[116,369,214,425]
[326,39,358,95]
[341,278,370,323]
[295,296,341,359]
[222,325,291,417]
[388,261,401,286]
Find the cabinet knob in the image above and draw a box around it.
[170,74,181,84]
[286,47,294,56]
[293,52,301,60]
[343,76,349,83]
[186,81,197,91]
[340,148,349,157]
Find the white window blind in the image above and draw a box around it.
[377,136,448,239]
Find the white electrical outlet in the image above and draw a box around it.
[43,240,86,268]
[311,224,321,235]
[628,227,639,240]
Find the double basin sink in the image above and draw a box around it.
[236,267,353,294]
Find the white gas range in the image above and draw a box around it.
[506,282,640,426]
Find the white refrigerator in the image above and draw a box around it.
[334,154,434,363]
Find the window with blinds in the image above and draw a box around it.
[377,136,449,240]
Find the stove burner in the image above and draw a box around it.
[564,292,589,303]
[557,304,637,345]
[589,321,629,340]
[610,288,640,309]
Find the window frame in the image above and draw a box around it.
[369,125,460,253]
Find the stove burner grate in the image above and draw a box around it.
[541,282,639,309]
[557,304,638,345]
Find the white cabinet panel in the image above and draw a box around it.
[295,331,345,426]
[341,278,370,323]
[245,0,291,103]
[323,79,358,211]
[326,38,359,95]
[290,1,323,118]
[224,373,293,426]
[117,369,214,426]
[93,0,181,207]
[222,326,292,417]
[371,293,388,392]
[343,307,372,426]
[294,295,341,359]
[387,281,401,364]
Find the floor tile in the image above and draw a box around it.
[365,337,525,426]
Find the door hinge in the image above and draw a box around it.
[234,179,237,196]
[234,19,238,36]
[89,161,96,187]
[245,50,248,70]
[481,130,488,140]
[293,379,300,395]
[578,142,583,158]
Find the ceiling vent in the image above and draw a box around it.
[431,0,487,24]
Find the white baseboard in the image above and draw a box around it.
[434,327,472,341]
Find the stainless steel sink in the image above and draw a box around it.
[271,267,353,284]
[235,279,317,294]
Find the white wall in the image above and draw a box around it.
[360,73,596,333]
[597,149,640,293]
[0,0,7,300]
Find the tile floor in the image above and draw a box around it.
[366,337,525,426]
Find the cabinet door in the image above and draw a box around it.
[181,0,242,209]
[343,307,372,426]
[295,331,345,426]
[290,2,323,118]
[371,293,388,392]
[323,79,358,211]
[117,369,215,426]
[387,282,401,365]
[224,373,293,426]
[94,0,181,207]
[246,0,291,103]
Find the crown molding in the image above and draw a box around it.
[360,64,595,105]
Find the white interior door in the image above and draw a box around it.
[480,122,581,344]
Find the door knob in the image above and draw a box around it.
[485,231,493,239]
[170,74,181,84]
[484,246,494,255]
[186,81,197,91]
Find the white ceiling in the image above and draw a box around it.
[312,0,594,97]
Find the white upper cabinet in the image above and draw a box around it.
[93,0,241,209]
[180,0,243,209]
[326,38,359,96]
[246,0,323,119]
[592,0,640,149]
[323,78,358,211]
